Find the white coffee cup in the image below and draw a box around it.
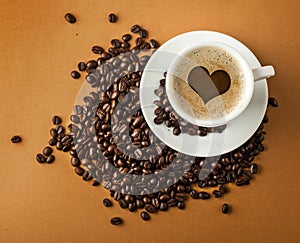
[166,41,275,127]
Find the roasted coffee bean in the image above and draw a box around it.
[141,211,150,221]
[190,189,199,199]
[11,135,22,143]
[149,39,159,48]
[36,153,46,163]
[131,24,141,33]
[154,116,164,124]
[71,70,80,79]
[64,13,76,24]
[122,34,132,42]
[160,202,168,211]
[139,29,148,38]
[110,217,123,225]
[268,97,278,107]
[82,171,92,181]
[102,52,112,60]
[173,127,181,136]
[250,163,259,174]
[199,191,211,200]
[145,204,157,214]
[71,157,80,167]
[111,39,121,48]
[177,202,185,210]
[43,146,53,156]
[52,115,62,125]
[77,62,86,71]
[108,13,117,23]
[219,185,228,194]
[212,190,222,198]
[103,198,113,207]
[92,46,104,54]
[92,180,100,186]
[46,155,55,164]
[86,60,98,70]
[48,138,57,146]
[119,199,128,209]
[75,167,85,176]
[222,203,230,214]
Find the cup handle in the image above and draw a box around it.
[253,65,275,82]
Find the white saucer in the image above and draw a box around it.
[139,31,268,157]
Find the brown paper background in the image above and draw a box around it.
[0,0,299,242]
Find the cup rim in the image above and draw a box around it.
[165,41,254,127]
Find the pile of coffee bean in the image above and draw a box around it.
[153,75,226,136]
[37,19,279,225]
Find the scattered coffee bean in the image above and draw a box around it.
[92,180,100,186]
[92,46,104,55]
[139,29,148,38]
[43,146,53,156]
[103,198,113,207]
[131,24,141,33]
[177,202,185,210]
[268,97,278,107]
[110,217,123,225]
[48,138,57,146]
[52,115,62,125]
[222,203,230,214]
[141,211,150,221]
[122,34,132,42]
[46,155,55,164]
[212,190,222,198]
[64,13,76,24]
[86,60,98,70]
[11,135,22,143]
[36,153,46,163]
[250,163,259,174]
[75,167,85,176]
[199,191,211,200]
[77,62,86,71]
[71,70,80,79]
[108,13,117,23]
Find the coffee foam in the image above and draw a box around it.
[172,46,247,121]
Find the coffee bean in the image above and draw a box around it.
[43,146,53,156]
[71,70,80,79]
[149,39,159,48]
[92,46,104,54]
[48,138,57,146]
[212,190,222,198]
[36,153,46,163]
[222,203,230,214]
[103,198,113,207]
[199,191,211,200]
[86,60,98,70]
[268,97,278,107]
[219,185,228,194]
[75,167,85,176]
[108,13,117,23]
[154,116,164,124]
[71,157,80,167]
[131,24,141,33]
[11,135,22,143]
[52,115,62,125]
[141,211,150,221]
[145,204,157,214]
[92,180,100,186]
[190,189,199,199]
[177,202,185,210]
[250,163,259,174]
[139,29,148,38]
[110,217,123,226]
[122,34,132,42]
[46,155,55,164]
[111,39,121,48]
[77,62,86,71]
[64,13,76,24]
[82,171,92,181]
[173,127,181,136]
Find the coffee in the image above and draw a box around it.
[171,46,248,121]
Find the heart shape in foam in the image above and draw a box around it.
[188,66,231,104]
